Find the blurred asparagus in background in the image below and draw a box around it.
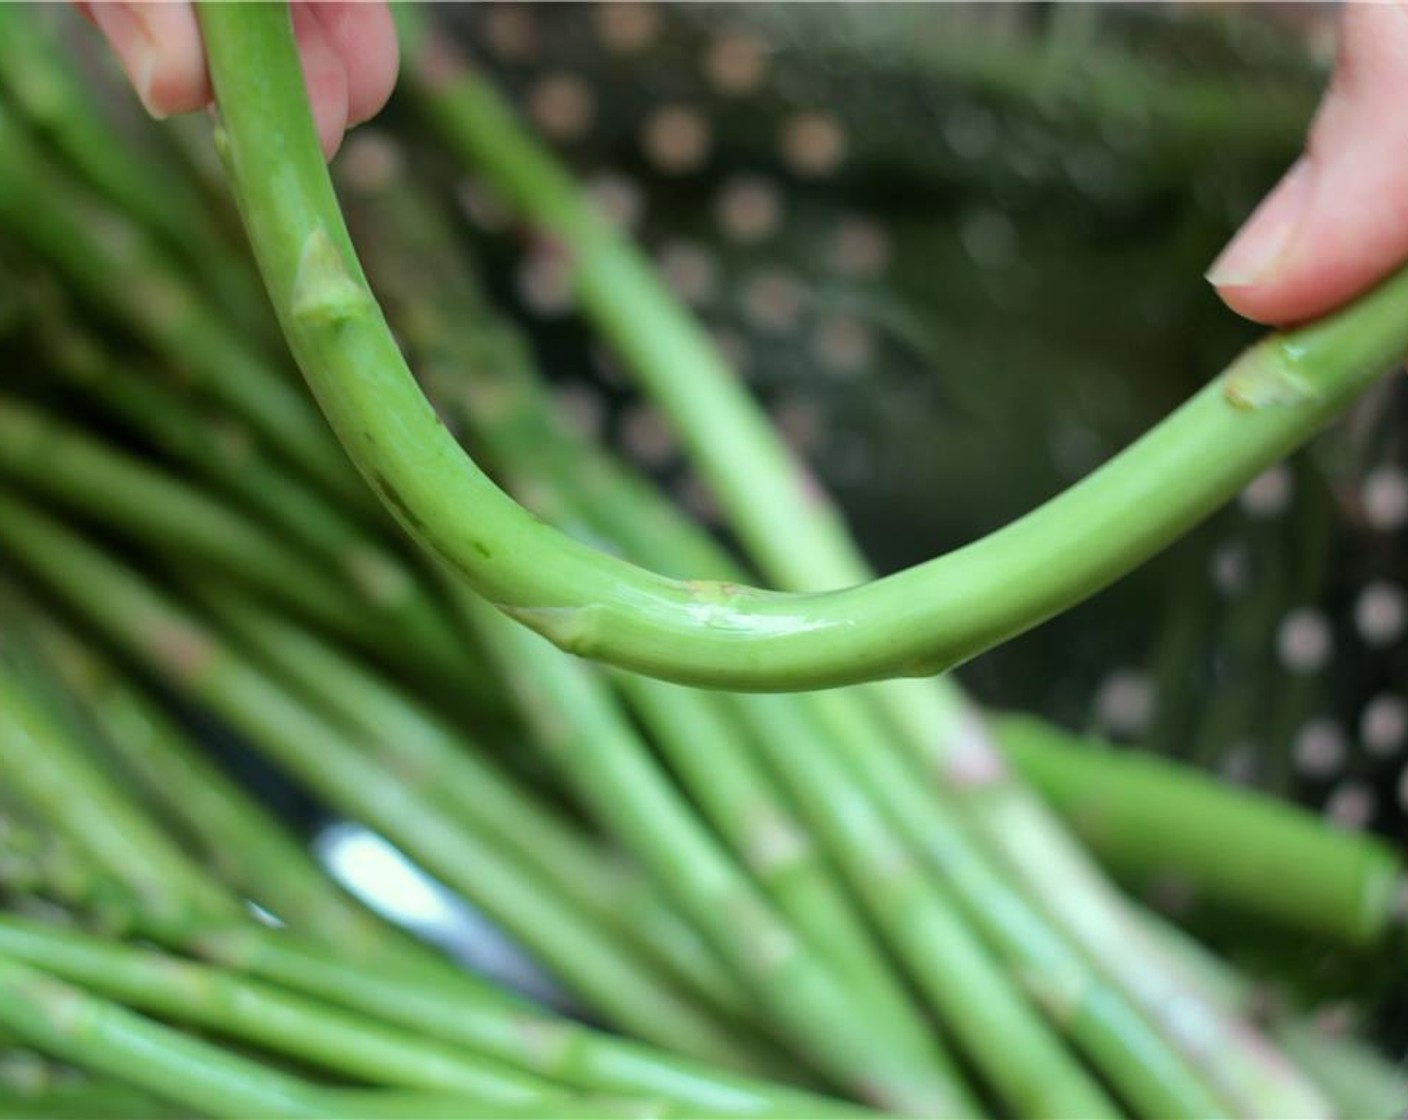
[0,3,1404,1118]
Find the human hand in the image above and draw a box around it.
[1208,2,1408,326]
[82,1,398,160]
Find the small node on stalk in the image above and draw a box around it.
[1017,961,1086,1027]
[291,228,371,327]
[1223,343,1319,410]
[211,126,234,179]
[149,619,217,687]
[741,808,811,878]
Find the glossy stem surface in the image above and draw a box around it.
[203,2,1408,689]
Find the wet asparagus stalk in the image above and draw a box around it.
[993,714,1407,946]
[0,100,362,510]
[184,579,761,1027]
[393,22,1330,1116]
[0,4,276,349]
[0,487,767,1074]
[1,829,867,1118]
[0,914,576,1108]
[459,586,975,1115]
[0,645,237,928]
[11,608,430,964]
[340,135,1243,1120]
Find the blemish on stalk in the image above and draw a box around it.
[291,227,371,327]
[30,977,90,1034]
[724,892,796,975]
[742,806,810,877]
[1018,962,1087,1027]
[938,709,1009,789]
[1222,344,1318,410]
[149,618,217,686]
[511,1014,574,1070]
[369,471,428,536]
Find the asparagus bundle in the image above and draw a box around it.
[0,4,1404,1119]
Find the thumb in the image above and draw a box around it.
[1208,2,1408,326]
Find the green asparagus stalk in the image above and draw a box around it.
[0,4,274,346]
[0,813,137,933]
[25,303,496,708]
[0,1078,185,1120]
[339,141,1216,1119]
[184,579,761,1027]
[994,714,1406,945]
[195,924,875,1119]
[0,915,569,1107]
[11,610,418,962]
[395,21,1330,1116]
[460,591,972,1115]
[607,670,942,1064]
[0,822,860,1118]
[255,6,1402,689]
[0,394,379,648]
[0,488,766,1074]
[0,954,328,1119]
[452,356,1204,1117]
[0,952,563,1120]
[1137,914,1408,1120]
[0,100,361,509]
[0,651,237,928]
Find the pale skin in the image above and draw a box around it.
[91,1,1408,328]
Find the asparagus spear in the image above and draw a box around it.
[0,488,769,1074]
[0,394,378,648]
[195,925,878,1119]
[340,144,1119,1120]
[0,100,362,510]
[10,609,422,963]
[459,588,972,1114]
[185,579,761,1027]
[0,3,274,347]
[2,812,864,1117]
[24,299,498,711]
[394,22,1330,1116]
[0,953,328,1118]
[0,651,237,928]
[0,953,575,1119]
[993,714,1406,945]
[0,915,572,1107]
[189,1,1394,691]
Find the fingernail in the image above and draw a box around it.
[89,4,165,119]
[131,45,166,119]
[1206,157,1313,287]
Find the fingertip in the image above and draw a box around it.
[308,1,399,128]
[89,2,211,119]
[291,2,350,161]
[1209,3,1408,327]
